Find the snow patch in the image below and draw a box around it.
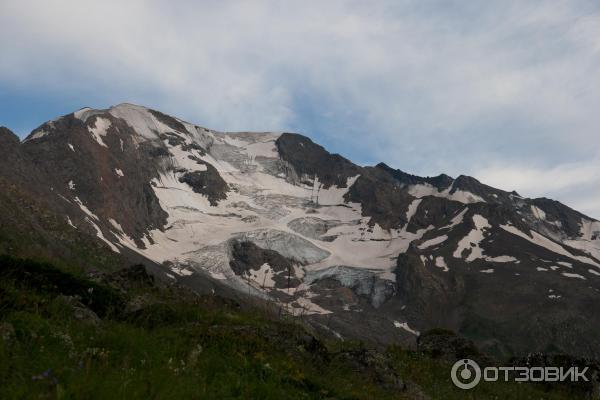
[579,218,600,241]
[245,263,276,288]
[66,216,76,229]
[291,295,332,316]
[531,205,547,220]
[171,265,193,276]
[500,224,600,267]
[74,197,99,221]
[453,215,490,262]
[561,272,586,280]
[88,117,111,147]
[418,235,448,250]
[393,321,420,336]
[408,183,485,204]
[405,199,422,223]
[109,103,177,140]
[309,175,359,206]
[243,138,279,158]
[73,107,94,121]
[557,261,572,268]
[442,207,468,229]
[485,255,517,263]
[85,217,120,253]
[435,256,449,272]
[563,221,600,264]
[29,130,49,140]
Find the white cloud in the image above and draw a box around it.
[1,0,599,218]
[476,160,600,218]
[478,161,600,194]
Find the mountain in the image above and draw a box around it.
[2,103,600,359]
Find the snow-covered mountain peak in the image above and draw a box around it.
[7,104,600,357]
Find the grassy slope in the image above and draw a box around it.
[0,177,125,273]
[0,256,583,399]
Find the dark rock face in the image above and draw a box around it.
[178,162,228,206]
[276,132,360,188]
[376,162,453,190]
[306,266,396,308]
[182,142,206,155]
[406,196,464,233]
[0,173,129,272]
[148,109,188,133]
[230,241,292,274]
[20,112,168,246]
[395,201,600,359]
[229,241,300,288]
[345,168,414,229]
[277,134,427,229]
[450,175,510,203]
[531,197,587,237]
[395,253,465,329]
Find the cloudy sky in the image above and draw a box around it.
[1,0,599,218]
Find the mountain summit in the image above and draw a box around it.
[3,103,600,358]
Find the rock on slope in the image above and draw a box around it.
[2,103,600,358]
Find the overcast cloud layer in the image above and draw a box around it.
[1,0,599,218]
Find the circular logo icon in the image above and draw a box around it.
[451,359,481,389]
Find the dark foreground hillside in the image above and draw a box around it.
[0,255,591,399]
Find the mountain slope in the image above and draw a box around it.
[4,254,587,399]
[3,103,600,358]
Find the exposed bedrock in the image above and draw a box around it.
[228,241,301,288]
[394,252,465,330]
[178,161,228,206]
[275,132,361,188]
[305,266,396,308]
[232,229,330,265]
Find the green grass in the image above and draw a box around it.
[0,256,403,399]
[0,255,588,399]
[389,348,583,400]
